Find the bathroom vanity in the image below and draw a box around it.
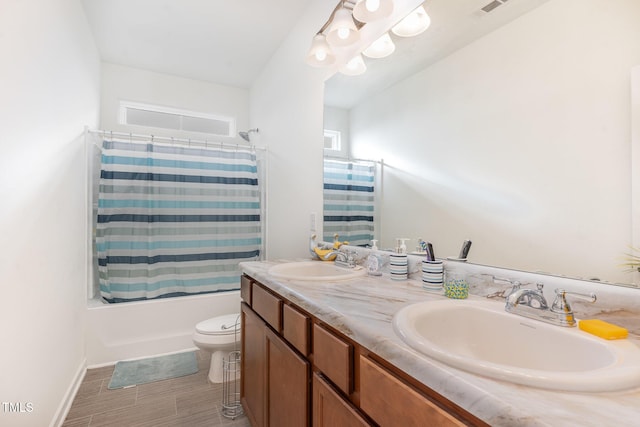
[239,260,640,427]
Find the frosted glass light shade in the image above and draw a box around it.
[392,5,431,37]
[353,0,394,23]
[363,32,395,58]
[340,54,367,76]
[306,34,336,67]
[326,7,360,47]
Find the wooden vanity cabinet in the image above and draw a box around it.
[241,301,310,427]
[241,303,266,427]
[313,372,370,427]
[360,355,465,427]
[283,303,310,356]
[265,327,310,426]
[241,275,487,427]
[251,282,282,332]
[313,323,353,395]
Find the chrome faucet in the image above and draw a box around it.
[326,250,357,268]
[505,283,596,327]
[549,288,597,327]
[485,277,522,299]
[506,283,549,310]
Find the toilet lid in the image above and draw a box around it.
[196,313,241,335]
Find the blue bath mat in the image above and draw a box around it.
[108,351,198,389]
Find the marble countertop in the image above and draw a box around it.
[240,259,640,427]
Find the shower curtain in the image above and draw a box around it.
[96,139,261,303]
[323,159,375,246]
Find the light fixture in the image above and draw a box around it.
[362,32,395,59]
[305,0,433,75]
[352,0,394,23]
[326,5,360,47]
[392,5,431,37]
[340,54,367,76]
[306,34,336,67]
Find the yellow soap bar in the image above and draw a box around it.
[579,319,628,340]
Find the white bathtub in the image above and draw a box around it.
[85,291,241,367]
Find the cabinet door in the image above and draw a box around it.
[266,327,310,427]
[241,303,266,427]
[313,373,371,427]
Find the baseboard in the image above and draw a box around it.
[50,358,87,427]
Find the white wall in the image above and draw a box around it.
[100,62,250,142]
[350,0,640,283]
[0,0,100,426]
[250,0,335,258]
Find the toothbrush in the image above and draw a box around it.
[458,240,472,259]
[425,242,435,261]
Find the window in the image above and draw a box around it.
[119,101,236,137]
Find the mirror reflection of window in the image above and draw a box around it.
[324,129,341,151]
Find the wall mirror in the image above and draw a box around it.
[323,0,640,287]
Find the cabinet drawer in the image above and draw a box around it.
[359,356,465,427]
[313,373,371,427]
[252,283,282,332]
[283,304,310,356]
[313,324,352,394]
[240,275,252,304]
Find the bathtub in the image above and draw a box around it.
[85,291,241,367]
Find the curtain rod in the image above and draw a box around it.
[87,128,267,152]
[324,154,383,165]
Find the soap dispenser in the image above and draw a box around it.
[365,239,382,276]
[399,238,408,254]
[389,238,408,280]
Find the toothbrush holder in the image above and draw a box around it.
[421,260,443,291]
[389,253,408,281]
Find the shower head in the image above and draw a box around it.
[239,128,259,142]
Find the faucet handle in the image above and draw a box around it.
[506,280,521,297]
[551,288,597,314]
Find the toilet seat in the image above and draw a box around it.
[195,313,241,335]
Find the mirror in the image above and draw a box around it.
[323,0,640,286]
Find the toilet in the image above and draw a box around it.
[192,313,241,383]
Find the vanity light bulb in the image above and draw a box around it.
[392,5,431,37]
[353,0,393,22]
[363,32,395,59]
[365,0,380,12]
[327,7,360,46]
[340,54,367,76]
[306,34,335,67]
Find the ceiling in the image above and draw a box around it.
[81,0,549,104]
[81,0,312,88]
[325,0,550,109]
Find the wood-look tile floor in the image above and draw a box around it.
[62,350,251,427]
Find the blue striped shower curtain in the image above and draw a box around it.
[96,140,261,303]
[323,159,375,246]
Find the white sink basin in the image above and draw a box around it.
[268,261,366,281]
[393,299,640,392]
